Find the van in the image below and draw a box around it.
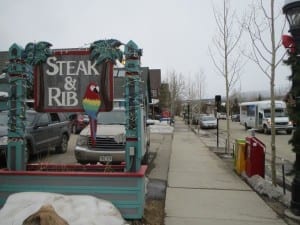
[240,100,293,134]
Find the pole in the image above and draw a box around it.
[217,118,219,148]
[282,1,300,216]
[283,50,300,216]
[124,41,143,172]
[187,103,190,125]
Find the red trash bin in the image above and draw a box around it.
[245,136,265,178]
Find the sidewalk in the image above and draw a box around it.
[164,118,287,225]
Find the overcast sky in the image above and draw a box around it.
[0,0,291,99]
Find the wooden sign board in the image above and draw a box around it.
[34,49,113,112]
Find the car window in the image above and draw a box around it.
[25,112,37,126]
[202,116,215,121]
[49,113,60,123]
[97,110,126,125]
[37,113,50,126]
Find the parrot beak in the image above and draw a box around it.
[93,86,100,93]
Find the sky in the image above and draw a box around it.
[0,0,291,99]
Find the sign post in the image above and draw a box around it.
[124,41,143,172]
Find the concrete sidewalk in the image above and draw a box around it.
[164,118,287,225]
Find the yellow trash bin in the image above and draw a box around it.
[234,139,246,175]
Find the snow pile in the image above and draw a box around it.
[0,192,127,225]
[149,123,174,134]
[248,175,282,199]
[244,174,291,207]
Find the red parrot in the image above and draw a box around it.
[82,82,102,146]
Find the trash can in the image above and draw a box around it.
[234,139,246,175]
[245,136,265,178]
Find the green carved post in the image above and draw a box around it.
[6,42,52,170]
[89,39,144,172]
[124,41,143,172]
[7,44,27,170]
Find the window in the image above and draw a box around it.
[37,113,49,126]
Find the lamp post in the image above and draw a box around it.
[283,0,300,217]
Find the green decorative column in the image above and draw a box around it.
[124,41,143,172]
[6,41,52,170]
[7,44,27,170]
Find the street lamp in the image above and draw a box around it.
[283,0,300,217]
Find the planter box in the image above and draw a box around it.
[0,164,146,219]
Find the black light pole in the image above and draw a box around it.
[283,0,300,216]
[187,101,190,125]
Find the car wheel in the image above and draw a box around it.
[263,125,270,135]
[286,129,292,135]
[55,134,68,153]
[244,123,248,130]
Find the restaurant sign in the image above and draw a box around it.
[34,49,113,112]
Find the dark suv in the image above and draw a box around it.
[69,113,89,134]
[0,110,71,164]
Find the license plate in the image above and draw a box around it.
[99,156,112,162]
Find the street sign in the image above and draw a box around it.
[34,48,113,112]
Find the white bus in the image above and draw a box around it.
[239,100,293,134]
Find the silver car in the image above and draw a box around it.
[199,115,217,129]
[75,109,126,164]
[75,108,150,164]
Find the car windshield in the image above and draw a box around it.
[97,110,126,125]
[264,108,288,118]
[202,116,216,121]
[0,111,8,126]
[25,112,37,126]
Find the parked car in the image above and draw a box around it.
[69,113,89,134]
[160,117,174,125]
[192,114,207,125]
[0,110,71,164]
[231,114,240,122]
[75,108,150,164]
[199,115,217,129]
[218,113,227,120]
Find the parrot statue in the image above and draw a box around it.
[82,82,102,146]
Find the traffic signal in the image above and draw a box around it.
[215,95,221,112]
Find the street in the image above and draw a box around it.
[194,119,295,164]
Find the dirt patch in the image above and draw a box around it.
[127,200,165,225]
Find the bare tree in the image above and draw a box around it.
[194,70,206,114]
[243,0,286,185]
[209,0,244,153]
[163,70,185,116]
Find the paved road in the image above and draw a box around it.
[193,119,295,163]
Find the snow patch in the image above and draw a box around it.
[0,192,127,225]
[149,124,174,134]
